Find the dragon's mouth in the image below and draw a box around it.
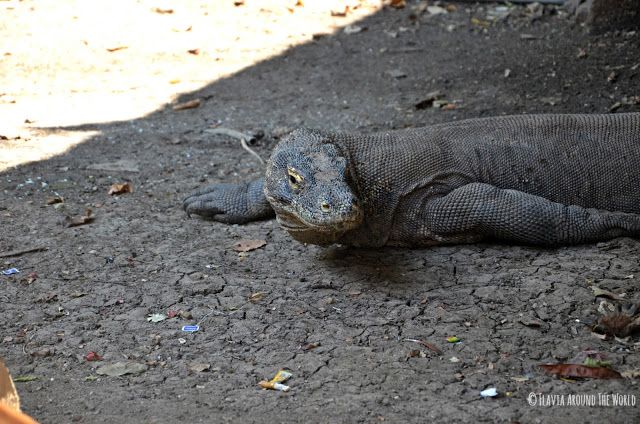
[276,213,332,232]
[274,207,362,233]
[276,216,310,232]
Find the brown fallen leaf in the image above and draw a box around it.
[108,182,133,195]
[187,48,200,55]
[519,318,544,328]
[232,239,267,252]
[153,7,173,14]
[21,272,37,285]
[64,209,93,227]
[106,46,128,52]
[390,0,406,9]
[249,292,266,303]
[406,349,424,359]
[172,99,201,111]
[540,364,622,379]
[301,342,320,351]
[46,196,64,205]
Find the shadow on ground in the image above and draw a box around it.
[1,4,639,423]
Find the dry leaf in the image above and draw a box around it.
[189,362,211,373]
[46,196,64,205]
[406,349,423,359]
[153,7,173,14]
[249,292,266,303]
[519,318,544,328]
[232,239,267,252]
[301,342,320,351]
[173,99,201,111]
[108,182,133,195]
[187,48,200,55]
[390,0,406,9]
[24,272,37,285]
[64,208,93,227]
[621,369,640,379]
[540,364,622,379]
[106,46,128,52]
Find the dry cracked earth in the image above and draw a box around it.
[1,1,639,423]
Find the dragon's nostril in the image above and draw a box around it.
[320,201,331,212]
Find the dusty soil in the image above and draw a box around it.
[1,1,640,423]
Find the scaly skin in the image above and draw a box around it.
[183,113,640,247]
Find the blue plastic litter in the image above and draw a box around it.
[182,325,200,333]
[2,268,20,276]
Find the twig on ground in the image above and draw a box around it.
[205,128,265,165]
[0,246,48,258]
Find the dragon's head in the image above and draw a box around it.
[264,129,363,245]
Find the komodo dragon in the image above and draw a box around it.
[183,113,640,247]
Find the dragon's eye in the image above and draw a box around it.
[287,167,303,190]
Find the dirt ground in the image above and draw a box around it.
[1,1,640,423]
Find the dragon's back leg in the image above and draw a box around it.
[424,183,640,246]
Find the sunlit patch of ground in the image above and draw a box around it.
[0,0,382,171]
